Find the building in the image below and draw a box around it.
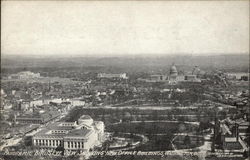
[217,120,249,153]
[241,75,249,81]
[137,64,200,84]
[32,115,104,153]
[8,71,40,79]
[184,75,201,82]
[225,73,248,80]
[169,64,178,80]
[97,73,128,79]
[15,111,60,124]
[149,75,168,82]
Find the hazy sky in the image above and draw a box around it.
[1,1,249,57]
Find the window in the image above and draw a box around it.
[68,142,70,148]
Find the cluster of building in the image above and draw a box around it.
[214,117,249,153]
[211,86,250,154]
[32,115,104,153]
[225,72,249,81]
[1,66,249,157]
[138,64,202,84]
[14,98,85,124]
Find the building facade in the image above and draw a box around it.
[32,115,104,153]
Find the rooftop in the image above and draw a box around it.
[34,122,92,139]
[225,137,237,142]
[79,115,92,120]
[224,141,243,150]
[66,129,91,138]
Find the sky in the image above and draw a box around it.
[1,1,249,57]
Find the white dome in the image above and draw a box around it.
[170,64,178,76]
[78,115,93,126]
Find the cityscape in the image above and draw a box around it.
[0,55,249,160]
[1,1,249,160]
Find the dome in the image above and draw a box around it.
[79,115,92,120]
[78,115,93,126]
[170,64,178,76]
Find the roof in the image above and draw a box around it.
[150,75,164,77]
[79,115,92,120]
[225,137,237,142]
[34,128,66,138]
[65,129,91,138]
[34,123,91,139]
[238,121,250,126]
[223,141,243,150]
[47,122,76,130]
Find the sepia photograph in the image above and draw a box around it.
[0,0,249,160]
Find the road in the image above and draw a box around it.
[112,120,199,125]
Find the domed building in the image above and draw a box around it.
[169,64,178,78]
[32,115,104,154]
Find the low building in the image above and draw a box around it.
[97,73,128,79]
[225,72,248,80]
[184,75,201,82]
[32,115,104,153]
[241,75,249,81]
[8,71,40,79]
[222,137,244,151]
[15,111,60,124]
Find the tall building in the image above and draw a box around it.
[32,115,104,153]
